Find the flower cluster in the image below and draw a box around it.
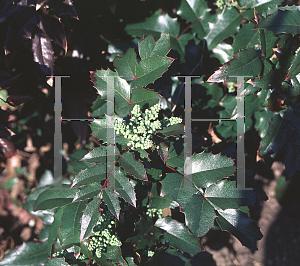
[146,205,163,219]
[87,211,121,258]
[140,249,155,258]
[115,103,182,150]
[216,0,238,9]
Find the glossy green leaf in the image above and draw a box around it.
[239,0,282,19]
[130,87,159,110]
[218,94,237,119]
[33,185,79,211]
[258,29,278,58]
[114,169,136,207]
[161,172,198,207]
[245,94,261,116]
[102,188,120,219]
[80,197,101,240]
[204,180,256,209]
[255,9,300,36]
[118,151,147,180]
[166,141,184,170]
[150,195,179,209]
[177,0,210,39]
[178,2,242,50]
[114,34,173,88]
[90,119,108,143]
[72,164,106,187]
[48,208,63,256]
[260,114,287,156]
[125,11,188,62]
[254,109,274,138]
[125,257,137,266]
[287,52,300,80]
[91,69,131,117]
[81,146,107,163]
[158,142,169,163]
[139,33,170,59]
[184,180,255,237]
[212,42,234,64]
[155,217,202,255]
[45,258,70,266]
[215,120,237,139]
[60,200,87,247]
[73,182,103,202]
[216,209,263,250]
[232,22,259,54]
[0,241,48,266]
[202,7,243,50]
[208,48,263,83]
[188,152,236,188]
[157,123,184,137]
[184,194,216,237]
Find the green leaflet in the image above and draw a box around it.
[189,152,236,188]
[33,185,79,211]
[114,34,173,88]
[80,197,101,240]
[114,169,136,207]
[59,200,87,248]
[208,48,263,83]
[178,1,242,50]
[118,151,147,180]
[184,180,255,237]
[102,188,121,219]
[125,11,189,63]
[255,9,300,36]
[0,241,48,266]
[155,217,202,255]
[45,258,70,266]
[216,209,263,250]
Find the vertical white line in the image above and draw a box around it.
[106,76,115,190]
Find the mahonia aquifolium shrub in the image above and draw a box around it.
[216,0,238,9]
[114,103,182,150]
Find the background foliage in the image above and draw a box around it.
[0,0,300,265]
